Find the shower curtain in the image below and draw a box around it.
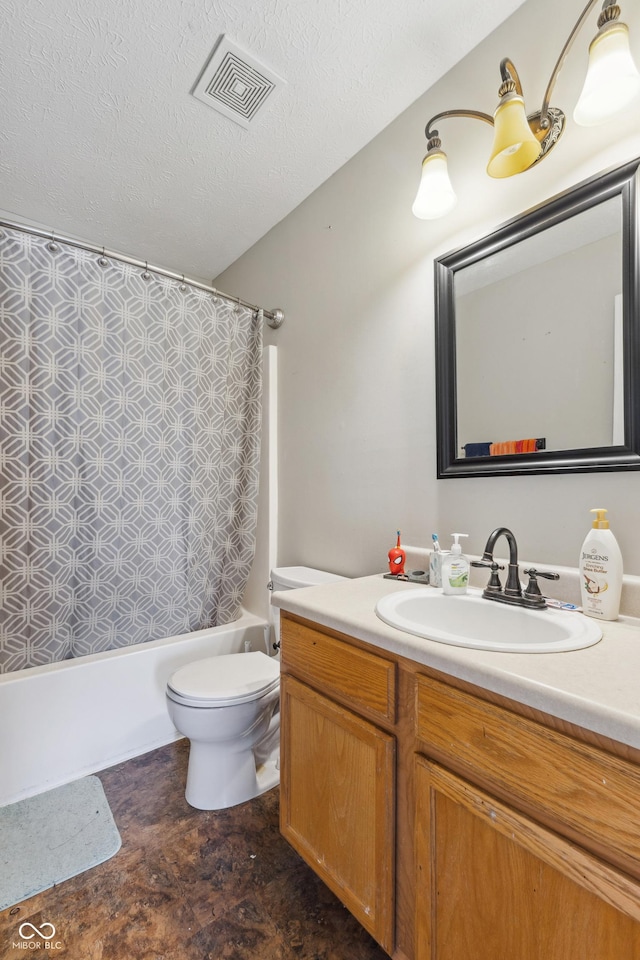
[0,227,263,673]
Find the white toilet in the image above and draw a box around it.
[166,651,280,810]
[166,566,346,810]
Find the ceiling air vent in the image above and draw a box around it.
[192,36,285,128]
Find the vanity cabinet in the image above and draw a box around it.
[414,677,640,960]
[279,611,640,960]
[279,615,397,954]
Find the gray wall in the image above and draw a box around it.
[217,0,640,577]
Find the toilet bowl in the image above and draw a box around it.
[166,651,280,810]
[167,566,347,811]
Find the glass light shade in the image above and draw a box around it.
[486,96,542,178]
[411,150,457,220]
[573,22,640,127]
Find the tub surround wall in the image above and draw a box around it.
[241,345,279,627]
[216,0,640,578]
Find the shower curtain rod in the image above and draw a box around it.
[0,215,285,329]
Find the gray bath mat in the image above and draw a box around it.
[0,775,121,910]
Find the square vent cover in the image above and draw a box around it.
[192,36,285,128]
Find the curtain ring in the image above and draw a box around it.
[98,246,108,267]
[47,231,59,252]
[211,286,220,304]
[141,261,151,280]
[233,295,241,313]
[179,274,187,292]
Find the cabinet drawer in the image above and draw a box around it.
[281,616,396,723]
[416,674,640,877]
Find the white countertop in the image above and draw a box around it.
[272,574,640,751]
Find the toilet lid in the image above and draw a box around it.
[167,651,280,706]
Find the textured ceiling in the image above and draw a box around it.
[0,0,527,281]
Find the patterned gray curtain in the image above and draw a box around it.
[0,227,263,673]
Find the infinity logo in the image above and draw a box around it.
[18,922,56,940]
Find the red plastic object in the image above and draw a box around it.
[388,531,406,576]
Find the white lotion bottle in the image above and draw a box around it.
[579,508,623,621]
[441,534,469,595]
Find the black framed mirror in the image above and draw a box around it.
[435,157,640,478]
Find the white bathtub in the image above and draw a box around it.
[0,611,271,806]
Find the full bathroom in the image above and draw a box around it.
[2,0,640,956]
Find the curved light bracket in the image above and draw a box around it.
[498,57,524,97]
[425,109,494,141]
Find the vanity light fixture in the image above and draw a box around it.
[412,0,640,220]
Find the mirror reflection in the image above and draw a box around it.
[455,196,623,457]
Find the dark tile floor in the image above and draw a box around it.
[0,740,390,959]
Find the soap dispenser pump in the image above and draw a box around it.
[442,534,469,595]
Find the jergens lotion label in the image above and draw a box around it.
[579,509,623,621]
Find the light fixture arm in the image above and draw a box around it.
[539,0,613,127]
[425,108,494,142]
[499,57,524,96]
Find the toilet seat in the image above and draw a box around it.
[167,651,280,708]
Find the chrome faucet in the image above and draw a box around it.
[472,527,559,609]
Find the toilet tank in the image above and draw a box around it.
[269,566,348,648]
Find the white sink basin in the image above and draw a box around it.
[375,587,602,653]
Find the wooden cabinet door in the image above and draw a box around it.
[415,756,640,960]
[280,674,395,953]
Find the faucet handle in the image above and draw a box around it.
[523,567,560,582]
[523,568,560,608]
[471,559,504,596]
